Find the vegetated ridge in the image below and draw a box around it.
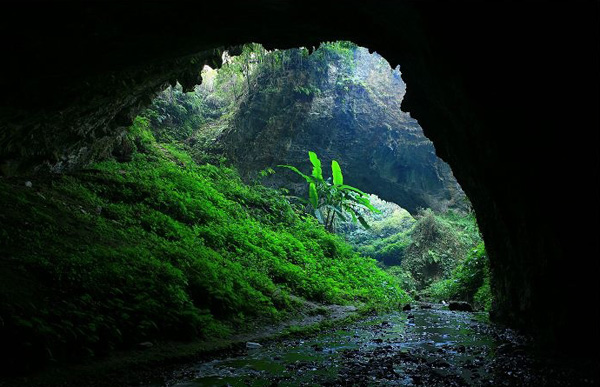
[0,117,409,375]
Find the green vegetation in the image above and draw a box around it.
[137,39,493,313]
[279,151,380,232]
[338,195,415,252]
[191,41,494,311]
[425,243,492,311]
[362,232,413,266]
[347,205,491,310]
[142,84,206,143]
[399,209,482,288]
[357,209,481,273]
[0,117,409,373]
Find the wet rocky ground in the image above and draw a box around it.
[141,304,597,386]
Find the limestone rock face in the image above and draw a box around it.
[217,48,466,214]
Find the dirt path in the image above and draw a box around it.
[0,303,361,387]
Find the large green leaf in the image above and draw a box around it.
[357,215,371,229]
[278,165,314,184]
[331,160,343,186]
[309,182,319,208]
[339,184,366,196]
[324,204,347,222]
[344,205,358,223]
[308,151,323,181]
[354,196,381,213]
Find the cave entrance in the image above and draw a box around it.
[1,3,596,380]
[139,41,489,310]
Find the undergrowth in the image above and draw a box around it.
[0,117,409,374]
[360,208,484,292]
[425,243,492,311]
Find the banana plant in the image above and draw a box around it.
[279,151,380,233]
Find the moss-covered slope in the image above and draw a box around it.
[0,118,408,374]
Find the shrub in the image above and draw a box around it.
[384,266,418,295]
[425,243,492,311]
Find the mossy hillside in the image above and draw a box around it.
[426,243,492,311]
[359,209,481,269]
[399,209,482,287]
[0,118,409,372]
[353,207,486,302]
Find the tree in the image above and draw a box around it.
[279,151,380,232]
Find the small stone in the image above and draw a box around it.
[246,341,262,349]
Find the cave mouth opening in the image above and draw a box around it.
[139,41,489,310]
[0,2,597,382]
[0,38,496,379]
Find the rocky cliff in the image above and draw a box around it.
[210,46,466,214]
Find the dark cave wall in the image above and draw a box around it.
[0,43,221,174]
[396,3,599,350]
[1,2,598,353]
